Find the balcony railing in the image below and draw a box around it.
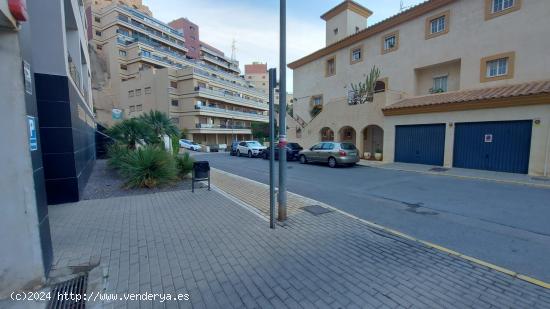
[195,123,251,130]
[192,68,264,96]
[194,105,268,121]
[195,87,268,109]
[119,6,183,38]
[202,53,240,72]
[67,52,89,105]
[117,15,184,48]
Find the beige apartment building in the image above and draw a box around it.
[245,62,294,108]
[289,0,550,176]
[87,1,268,143]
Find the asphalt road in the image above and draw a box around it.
[193,152,550,283]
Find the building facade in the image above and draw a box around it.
[88,2,268,143]
[1,0,95,296]
[289,0,550,176]
[168,17,200,59]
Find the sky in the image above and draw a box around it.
[143,0,426,93]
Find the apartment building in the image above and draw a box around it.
[1,0,95,296]
[87,1,268,143]
[245,62,294,107]
[168,17,200,59]
[289,0,550,176]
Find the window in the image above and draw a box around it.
[170,81,178,88]
[374,80,386,93]
[136,104,142,111]
[145,87,151,94]
[333,28,339,35]
[480,52,515,82]
[129,105,135,112]
[120,64,127,70]
[94,16,100,23]
[321,143,335,150]
[426,11,450,39]
[128,90,134,97]
[141,50,151,57]
[135,89,141,96]
[485,0,520,20]
[312,95,323,106]
[171,100,179,107]
[382,31,399,54]
[355,26,360,33]
[96,44,102,50]
[432,76,448,92]
[119,50,127,57]
[350,46,363,64]
[325,57,336,77]
[95,31,101,36]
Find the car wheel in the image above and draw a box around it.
[299,155,307,164]
[236,150,240,157]
[248,150,252,158]
[328,157,337,168]
[262,152,268,160]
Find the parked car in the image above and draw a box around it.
[236,141,267,158]
[262,143,303,161]
[208,144,220,152]
[179,139,200,151]
[229,141,240,156]
[298,142,359,168]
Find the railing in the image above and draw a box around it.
[195,123,251,130]
[195,105,268,120]
[195,87,268,109]
[119,6,183,38]
[191,68,264,96]
[67,52,89,105]
[202,53,240,72]
[117,15,184,48]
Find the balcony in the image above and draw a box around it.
[194,105,268,121]
[117,15,185,49]
[201,53,240,73]
[191,68,264,97]
[195,87,268,110]
[119,6,183,38]
[195,123,251,130]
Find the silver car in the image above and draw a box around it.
[298,142,360,168]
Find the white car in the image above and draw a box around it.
[236,141,266,158]
[179,139,200,151]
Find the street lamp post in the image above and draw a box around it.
[278,0,288,222]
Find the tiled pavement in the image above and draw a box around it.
[48,172,550,308]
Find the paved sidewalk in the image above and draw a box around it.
[48,178,550,308]
[358,160,550,188]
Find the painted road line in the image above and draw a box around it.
[213,168,550,290]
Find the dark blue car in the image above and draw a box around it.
[262,143,303,161]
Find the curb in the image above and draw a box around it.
[212,168,550,290]
[357,162,550,189]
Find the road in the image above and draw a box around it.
[193,152,550,283]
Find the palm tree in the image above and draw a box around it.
[107,118,154,149]
[139,111,179,138]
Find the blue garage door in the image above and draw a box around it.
[453,120,532,174]
[395,124,446,166]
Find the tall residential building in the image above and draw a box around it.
[1,0,95,296]
[168,17,200,59]
[245,62,294,107]
[289,0,550,176]
[88,2,268,143]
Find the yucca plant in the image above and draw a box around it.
[350,66,381,104]
[117,145,178,188]
[107,118,154,149]
[175,152,194,179]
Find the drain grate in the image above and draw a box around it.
[301,205,332,216]
[48,273,88,309]
[429,167,449,172]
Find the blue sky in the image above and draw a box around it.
[143,0,425,92]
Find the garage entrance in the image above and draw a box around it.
[395,124,446,166]
[453,120,532,174]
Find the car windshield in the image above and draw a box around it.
[247,141,262,147]
[340,143,356,150]
[191,142,198,145]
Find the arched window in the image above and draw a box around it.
[374,80,386,93]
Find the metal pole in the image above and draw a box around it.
[278,0,288,222]
[268,68,277,229]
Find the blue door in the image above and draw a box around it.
[395,124,446,166]
[453,120,532,174]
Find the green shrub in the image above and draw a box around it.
[117,145,178,188]
[107,118,155,149]
[175,152,194,179]
[106,143,130,170]
[171,135,180,157]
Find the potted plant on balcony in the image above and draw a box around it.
[349,66,381,104]
[374,148,383,161]
[310,104,323,118]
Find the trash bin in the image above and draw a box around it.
[192,161,210,192]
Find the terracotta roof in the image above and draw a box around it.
[288,0,456,69]
[382,80,550,115]
[321,1,373,21]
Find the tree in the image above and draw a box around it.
[139,110,179,138]
[107,118,154,149]
[349,66,381,104]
